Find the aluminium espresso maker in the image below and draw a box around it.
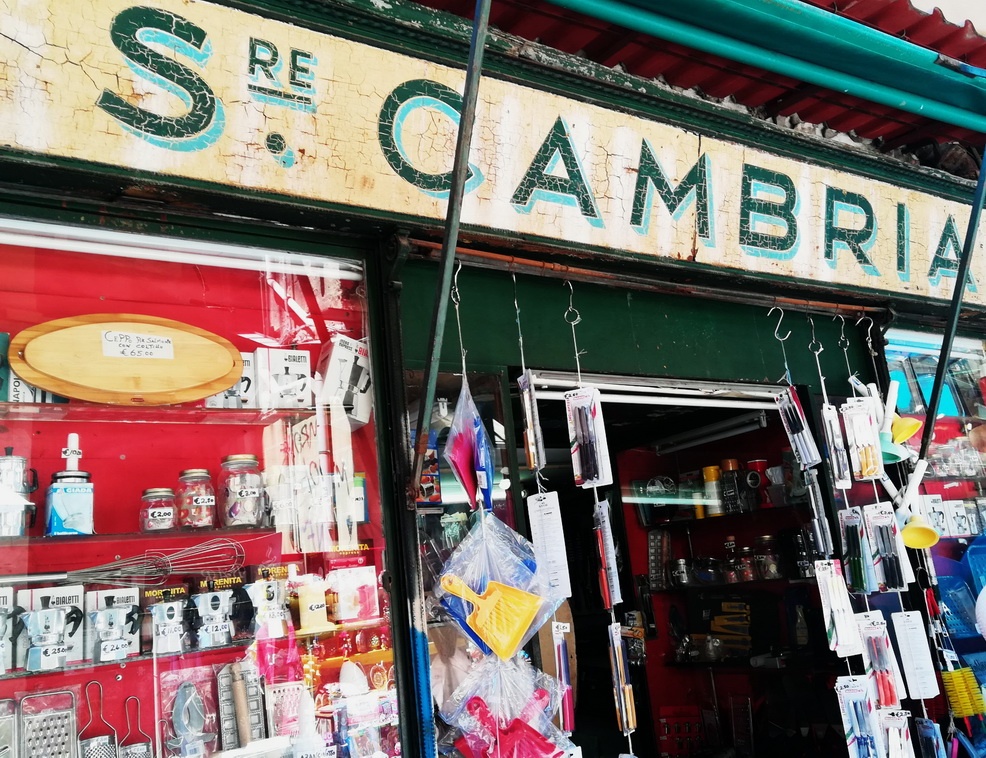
[0,446,37,537]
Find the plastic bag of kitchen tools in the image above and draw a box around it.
[433,511,563,660]
[159,665,219,757]
[444,377,481,509]
[440,654,573,758]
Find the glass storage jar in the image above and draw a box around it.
[140,487,177,531]
[755,534,783,580]
[219,454,265,527]
[176,468,215,528]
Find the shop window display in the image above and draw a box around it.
[0,229,400,758]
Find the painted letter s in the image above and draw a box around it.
[96,6,224,151]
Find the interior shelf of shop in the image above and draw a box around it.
[0,401,315,425]
[0,527,281,575]
[655,576,815,593]
[0,639,253,681]
[922,474,986,483]
[315,648,395,669]
[648,504,805,529]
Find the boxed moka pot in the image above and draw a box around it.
[0,586,14,674]
[15,584,85,671]
[85,587,141,663]
[256,348,312,409]
[142,584,190,656]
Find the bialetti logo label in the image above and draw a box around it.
[50,594,81,606]
[285,354,306,363]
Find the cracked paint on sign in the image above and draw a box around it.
[1,0,985,306]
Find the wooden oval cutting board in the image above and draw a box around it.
[10,314,243,405]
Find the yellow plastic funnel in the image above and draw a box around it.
[901,513,940,549]
[892,415,922,445]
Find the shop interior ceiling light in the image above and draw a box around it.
[652,411,769,455]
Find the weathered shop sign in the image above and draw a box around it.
[1,0,984,304]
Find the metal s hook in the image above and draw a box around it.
[450,259,463,306]
[768,306,790,342]
[856,315,878,357]
[833,314,850,350]
[564,280,581,326]
[807,314,823,356]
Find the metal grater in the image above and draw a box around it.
[119,696,151,758]
[1,698,18,758]
[79,736,116,758]
[265,681,305,737]
[19,690,78,758]
[217,662,266,749]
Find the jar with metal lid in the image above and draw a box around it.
[141,488,177,532]
[177,469,215,528]
[755,535,783,580]
[737,547,757,582]
[219,455,265,527]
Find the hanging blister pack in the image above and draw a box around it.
[594,499,622,608]
[565,388,612,488]
[857,611,907,709]
[879,710,915,758]
[842,396,883,482]
[914,718,947,758]
[821,402,853,489]
[776,387,821,469]
[518,369,547,472]
[607,621,636,737]
[862,503,909,591]
[839,508,878,595]
[835,677,881,758]
[816,560,863,657]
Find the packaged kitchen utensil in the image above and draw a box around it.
[216,660,266,750]
[857,611,907,710]
[45,433,93,536]
[20,689,79,758]
[775,387,821,470]
[160,668,218,758]
[842,396,884,482]
[16,584,85,671]
[434,511,561,661]
[564,387,613,488]
[84,587,140,663]
[834,676,881,758]
[78,681,118,758]
[443,376,482,510]
[518,369,547,472]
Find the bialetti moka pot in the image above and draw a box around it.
[193,589,234,649]
[90,597,139,663]
[23,596,83,672]
[0,446,38,537]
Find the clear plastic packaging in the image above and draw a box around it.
[160,666,218,757]
[433,512,564,661]
[177,469,215,529]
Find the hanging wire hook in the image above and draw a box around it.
[834,314,858,395]
[451,260,467,376]
[563,281,585,386]
[768,306,793,384]
[769,306,791,342]
[512,272,528,374]
[807,315,829,406]
[856,315,882,383]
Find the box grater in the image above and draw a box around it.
[19,690,77,758]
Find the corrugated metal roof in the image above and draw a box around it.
[413,0,986,152]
